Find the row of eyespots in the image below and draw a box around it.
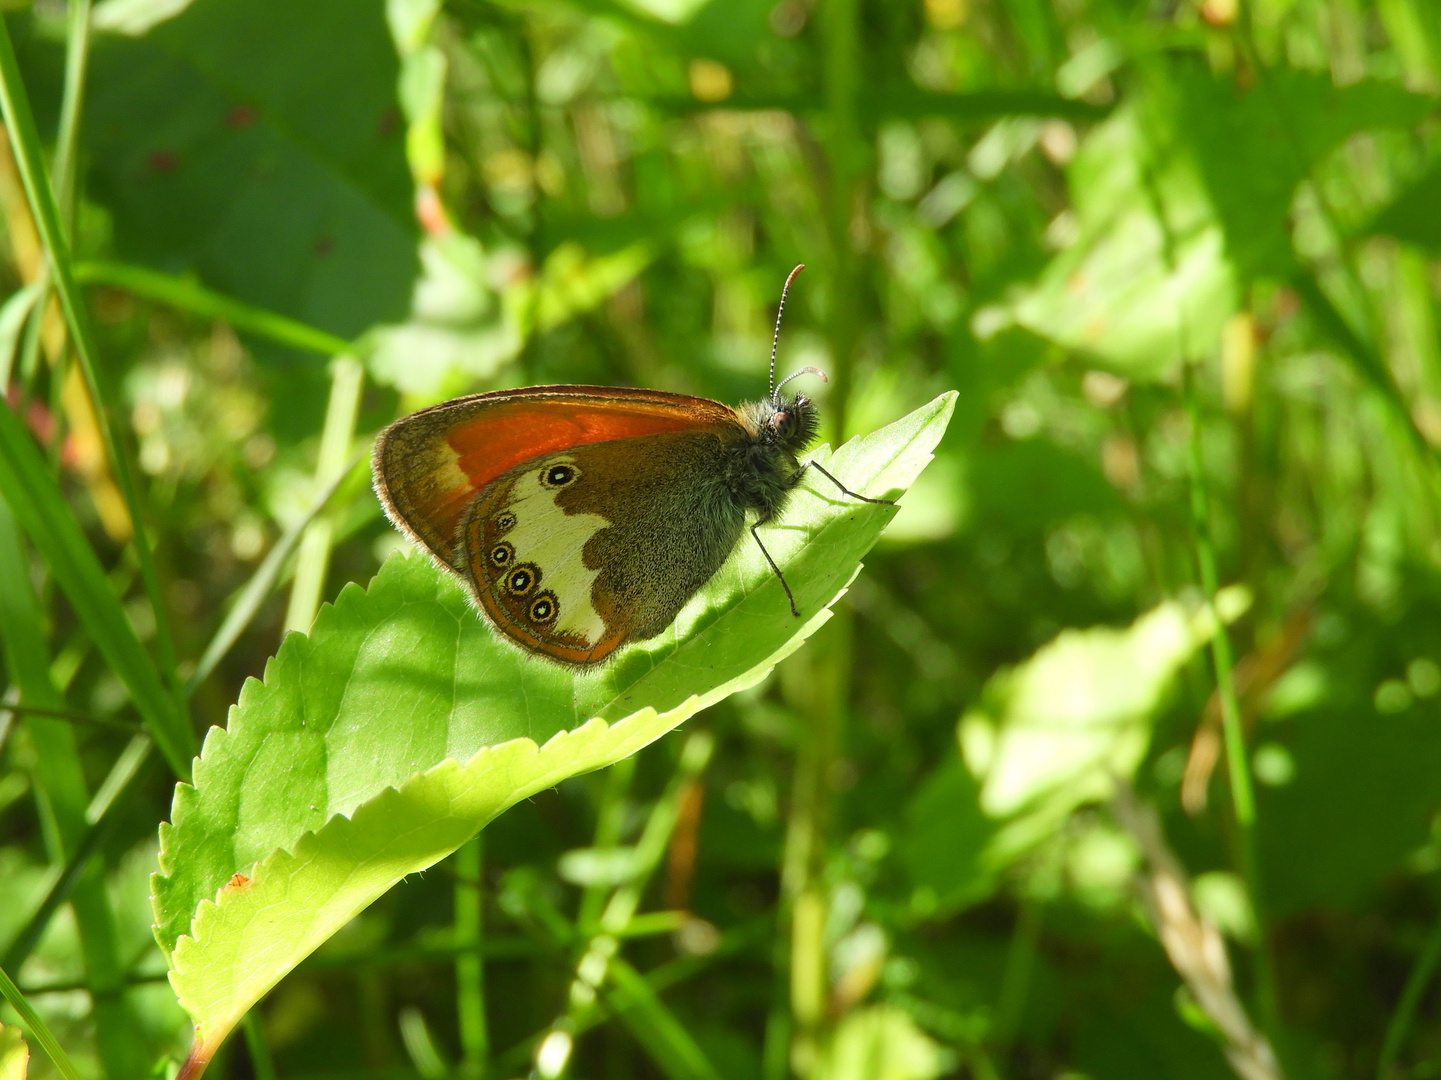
[487,542,560,626]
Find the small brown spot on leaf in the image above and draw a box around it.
[315,236,335,257]
[226,872,251,890]
[226,104,257,129]
[148,150,178,173]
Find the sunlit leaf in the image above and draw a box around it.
[1005,103,1236,381]
[960,588,1249,861]
[813,1006,950,1080]
[0,1023,26,1080]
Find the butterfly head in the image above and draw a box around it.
[754,390,820,453]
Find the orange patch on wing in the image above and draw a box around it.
[376,386,738,567]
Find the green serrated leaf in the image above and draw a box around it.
[153,392,955,1062]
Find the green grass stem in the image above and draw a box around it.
[73,261,353,357]
[0,964,82,1080]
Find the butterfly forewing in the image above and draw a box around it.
[374,386,739,567]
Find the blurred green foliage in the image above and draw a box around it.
[0,0,1440,1077]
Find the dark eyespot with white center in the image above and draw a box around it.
[490,541,514,567]
[494,511,517,533]
[504,564,540,596]
[540,463,579,489]
[528,592,558,625]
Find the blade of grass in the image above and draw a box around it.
[0,793,125,975]
[0,283,40,388]
[1377,908,1441,1080]
[0,731,153,975]
[186,451,364,696]
[0,399,193,778]
[0,22,194,774]
[605,958,722,1080]
[0,499,158,1080]
[532,733,717,1079]
[0,703,138,733]
[284,355,364,634]
[73,262,352,357]
[241,1013,278,1080]
[51,0,91,223]
[0,964,82,1080]
[491,919,769,1078]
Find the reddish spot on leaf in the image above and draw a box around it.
[226,104,258,129]
[315,236,335,257]
[378,107,400,137]
[148,150,178,173]
[226,873,252,891]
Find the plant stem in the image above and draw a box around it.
[52,0,91,224]
[455,835,488,1078]
[188,451,363,695]
[284,355,364,634]
[1182,361,1276,1031]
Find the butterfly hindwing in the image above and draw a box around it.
[458,431,749,663]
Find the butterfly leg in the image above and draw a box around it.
[803,460,897,506]
[750,518,800,617]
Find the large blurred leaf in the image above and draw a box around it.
[1369,159,1441,253]
[84,0,417,338]
[813,1006,950,1080]
[960,591,1247,862]
[899,758,998,915]
[1006,103,1236,381]
[1259,689,1441,914]
[1009,66,1434,377]
[152,394,954,1062]
[1160,61,1437,278]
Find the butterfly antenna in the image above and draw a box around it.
[769,263,805,401]
[774,366,828,396]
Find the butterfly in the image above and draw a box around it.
[371,265,893,665]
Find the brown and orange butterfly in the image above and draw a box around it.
[371,266,892,665]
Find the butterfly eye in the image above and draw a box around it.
[528,592,559,626]
[504,564,540,596]
[494,511,517,533]
[490,542,514,567]
[540,463,579,489]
